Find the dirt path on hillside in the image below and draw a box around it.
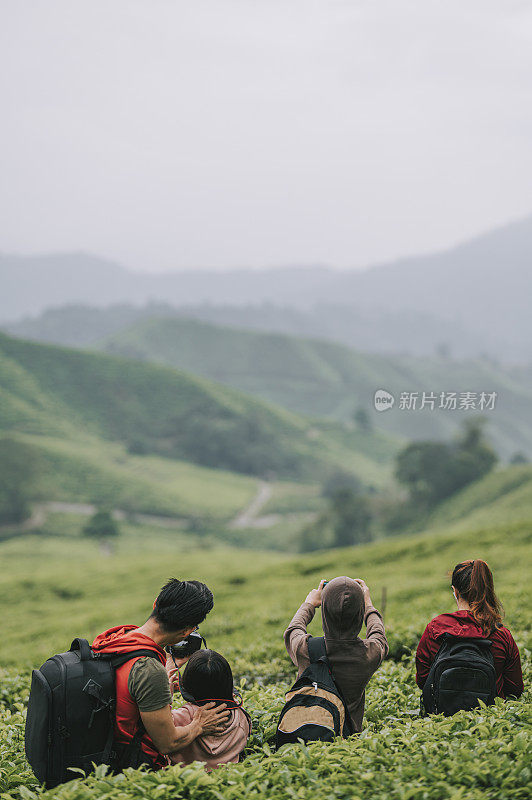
[42,502,188,527]
[0,501,188,537]
[230,481,276,528]
[0,481,310,537]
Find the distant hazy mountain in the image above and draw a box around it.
[0,251,333,318]
[3,301,489,360]
[5,303,174,348]
[1,214,531,360]
[148,303,506,361]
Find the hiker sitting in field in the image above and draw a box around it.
[167,649,251,769]
[416,559,523,715]
[284,576,388,733]
[92,578,230,770]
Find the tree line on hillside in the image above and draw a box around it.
[0,419,525,552]
[127,403,309,478]
[0,438,42,525]
[299,419,501,552]
[0,438,119,546]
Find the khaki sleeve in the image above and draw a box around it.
[364,605,389,666]
[128,657,172,712]
[284,602,316,668]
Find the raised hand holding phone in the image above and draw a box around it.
[305,578,328,608]
[353,578,372,608]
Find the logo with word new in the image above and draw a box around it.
[374,389,395,412]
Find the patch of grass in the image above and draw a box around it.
[0,516,530,799]
[426,464,532,532]
[263,481,324,514]
[21,434,258,520]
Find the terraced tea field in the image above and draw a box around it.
[0,519,530,799]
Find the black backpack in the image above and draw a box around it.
[276,636,353,749]
[421,633,497,717]
[25,638,161,788]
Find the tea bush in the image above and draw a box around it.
[1,658,529,800]
[0,520,530,799]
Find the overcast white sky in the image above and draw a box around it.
[1,0,532,272]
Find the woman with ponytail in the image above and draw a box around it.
[416,559,523,699]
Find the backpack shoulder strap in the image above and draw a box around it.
[307,636,327,664]
[307,636,354,737]
[70,638,93,661]
[108,650,163,770]
[69,639,164,669]
[109,650,163,669]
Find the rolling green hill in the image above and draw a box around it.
[4,328,532,543]
[98,316,532,461]
[0,333,399,523]
[6,307,532,460]
[285,462,532,555]
[7,436,260,522]
[424,463,532,533]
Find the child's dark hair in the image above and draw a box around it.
[151,578,213,632]
[451,559,503,635]
[181,650,234,703]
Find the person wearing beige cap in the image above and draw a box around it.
[284,576,388,733]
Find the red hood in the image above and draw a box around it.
[92,625,166,664]
[430,611,488,639]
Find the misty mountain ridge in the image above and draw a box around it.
[4,300,516,363]
[4,307,532,461]
[1,214,531,362]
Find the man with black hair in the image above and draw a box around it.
[92,578,228,770]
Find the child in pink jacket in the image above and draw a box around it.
[170,650,251,770]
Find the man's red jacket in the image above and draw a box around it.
[92,625,169,770]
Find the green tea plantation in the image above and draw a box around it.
[0,520,530,799]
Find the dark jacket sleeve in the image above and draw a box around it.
[503,632,524,698]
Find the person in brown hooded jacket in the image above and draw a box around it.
[284,576,388,733]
